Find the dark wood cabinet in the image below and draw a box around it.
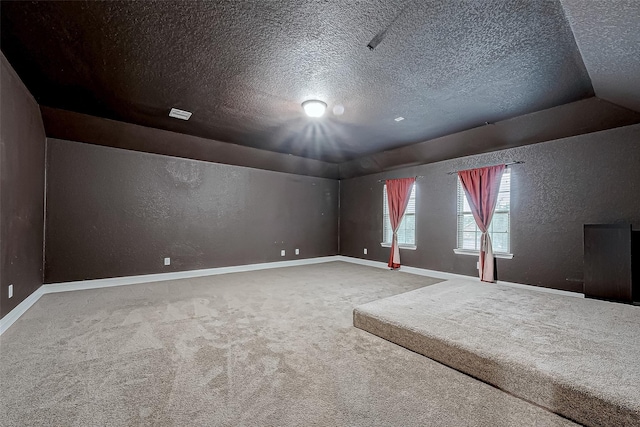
[584,224,639,304]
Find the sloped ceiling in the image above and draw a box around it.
[561,0,640,113]
[0,0,638,177]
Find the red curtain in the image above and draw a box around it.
[386,177,416,269]
[458,165,505,282]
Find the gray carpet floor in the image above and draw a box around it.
[0,262,577,426]
[354,278,640,427]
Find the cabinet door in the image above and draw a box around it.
[584,224,632,302]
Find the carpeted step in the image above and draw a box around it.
[353,279,640,427]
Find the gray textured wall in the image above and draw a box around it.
[340,124,640,292]
[0,53,46,318]
[44,139,339,283]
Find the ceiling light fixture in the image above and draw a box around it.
[302,100,327,118]
[394,116,405,122]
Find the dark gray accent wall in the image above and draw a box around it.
[44,139,338,283]
[0,53,46,318]
[340,124,640,293]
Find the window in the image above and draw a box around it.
[456,169,511,255]
[382,184,416,248]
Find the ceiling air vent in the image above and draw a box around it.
[169,108,192,120]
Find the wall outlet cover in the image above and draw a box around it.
[164,257,171,266]
[280,250,286,257]
[295,249,300,255]
[8,284,13,298]
[364,248,368,255]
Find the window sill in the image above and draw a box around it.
[453,249,513,259]
[381,243,417,250]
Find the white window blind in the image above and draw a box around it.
[383,184,416,246]
[457,169,510,253]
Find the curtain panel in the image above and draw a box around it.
[458,165,505,282]
[385,177,416,269]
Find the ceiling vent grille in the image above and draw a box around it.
[169,108,192,120]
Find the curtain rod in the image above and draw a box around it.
[375,161,523,182]
[446,161,524,175]
[377,175,424,183]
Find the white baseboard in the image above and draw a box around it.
[0,253,582,336]
[0,286,45,335]
[335,256,584,298]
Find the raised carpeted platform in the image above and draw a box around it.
[354,279,640,427]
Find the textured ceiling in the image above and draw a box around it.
[1,0,596,163]
[560,0,640,113]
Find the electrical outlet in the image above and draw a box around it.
[295,248,300,255]
[280,250,286,257]
[164,257,171,266]
[364,248,368,255]
[8,284,13,299]
[476,261,480,270]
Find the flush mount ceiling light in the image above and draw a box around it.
[302,100,327,118]
[394,116,405,122]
